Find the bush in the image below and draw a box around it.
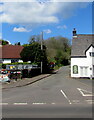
[2,64,6,69]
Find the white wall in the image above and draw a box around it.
[71,46,94,78]
[3,59,11,64]
[86,46,94,77]
[71,58,90,77]
[18,60,23,63]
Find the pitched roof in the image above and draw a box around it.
[0,45,24,59]
[71,34,94,57]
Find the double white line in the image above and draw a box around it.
[0,103,8,105]
[0,103,28,105]
[13,103,27,105]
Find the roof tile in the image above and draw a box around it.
[0,45,24,59]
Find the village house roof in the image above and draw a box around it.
[0,45,24,59]
[71,34,94,57]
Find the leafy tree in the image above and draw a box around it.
[29,35,40,44]
[17,42,21,45]
[44,36,71,66]
[0,39,9,45]
[20,42,48,72]
[15,42,21,45]
[22,44,30,47]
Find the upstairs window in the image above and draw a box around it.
[89,52,94,57]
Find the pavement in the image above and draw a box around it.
[2,70,58,89]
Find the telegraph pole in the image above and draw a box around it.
[41,31,43,74]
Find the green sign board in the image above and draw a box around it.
[73,65,78,74]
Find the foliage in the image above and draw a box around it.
[20,42,48,71]
[44,36,71,66]
[29,35,40,44]
[15,42,21,45]
[0,39,9,45]
[0,63,2,69]
[2,64,6,69]
[22,44,30,47]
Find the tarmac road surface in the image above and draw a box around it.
[2,66,93,119]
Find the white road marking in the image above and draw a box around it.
[13,103,27,105]
[86,100,94,102]
[72,100,80,102]
[0,103,8,105]
[32,103,46,105]
[77,88,93,97]
[72,100,81,104]
[85,100,94,104]
[60,90,72,104]
[51,103,56,105]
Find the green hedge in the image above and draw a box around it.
[0,63,2,69]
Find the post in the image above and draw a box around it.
[41,31,43,74]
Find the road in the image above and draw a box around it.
[2,66,93,119]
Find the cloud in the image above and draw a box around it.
[44,29,52,33]
[13,27,32,32]
[0,1,89,25]
[57,25,67,29]
[0,2,59,24]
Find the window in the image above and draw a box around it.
[89,52,94,57]
[80,67,88,77]
[73,65,78,74]
[11,59,19,63]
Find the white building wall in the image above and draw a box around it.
[71,46,94,78]
[71,58,90,78]
[3,59,11,64]
[86,46,94,77]
[18,60,23,63]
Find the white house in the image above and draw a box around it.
[0,44,23,64]
[71,29,94,78]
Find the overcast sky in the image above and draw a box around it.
[0,0,93,44]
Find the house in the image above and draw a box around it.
[71,28,94,78]
[0,44,24,63]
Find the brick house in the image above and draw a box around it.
[0,45,24,63]
[71,29,94,78]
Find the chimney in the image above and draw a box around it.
[72,28,77,37]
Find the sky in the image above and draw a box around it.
[0,0,93,45]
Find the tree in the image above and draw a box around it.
[20,42,48,70]
[15,42,21,45]
[29,35,40,44]
[0,39,9,45]
[22,44,30,47]
[44,36,71,66]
